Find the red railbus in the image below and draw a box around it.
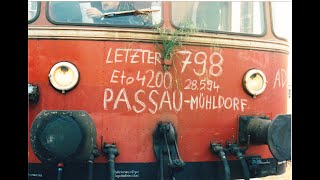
[28,1,291,180]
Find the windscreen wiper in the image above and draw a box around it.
[101,8,160,20]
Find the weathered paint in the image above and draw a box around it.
[28,27,289,54]
[28,39,288,163]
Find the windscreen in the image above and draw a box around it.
[171,1,265,35]
[48,1,162,27]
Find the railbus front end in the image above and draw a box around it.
[28,1,291,180]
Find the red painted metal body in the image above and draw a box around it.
[28,39,288,163]
[28,2,289,169]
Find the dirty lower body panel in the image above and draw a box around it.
[28,157,286,180]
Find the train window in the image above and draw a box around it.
[28,1,39,23]
[171,2,265,35]
[271,2,292,40]
[47,1,162,27]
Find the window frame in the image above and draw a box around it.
[270,2,291,41]
[45,1,164,29]
[28,1,41,24]
[170,2,267,37]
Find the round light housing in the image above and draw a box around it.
[242,69,267,97]
[49,62,79,93]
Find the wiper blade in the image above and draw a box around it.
[101,8,160,20]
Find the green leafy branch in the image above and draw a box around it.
[155,19,198,71]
